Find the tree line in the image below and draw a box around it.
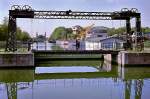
[108,27,150,36]
[0,17,31,41]
[49,27,74,40]
[49,26,150,40]
[2,16,149,41]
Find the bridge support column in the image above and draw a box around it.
[5,15,17,52]
[103,54,118,65]
[126,19,131,35]
[136,16,141,33]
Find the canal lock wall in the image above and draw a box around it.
[118,51,150,66]
[104,51,150,66]
[0,53,34,67]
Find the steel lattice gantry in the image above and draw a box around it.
[5,5,141,51]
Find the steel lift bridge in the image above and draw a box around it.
[5,5,142,52]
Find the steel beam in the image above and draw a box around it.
[34,11,113,20]
[5,5,141,51]
[136,16,141,32]
[126,19,131,35]
[6,83,17,99]
[5,15,17,52]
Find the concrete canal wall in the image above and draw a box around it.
[1,51,150,67]
[104,51,150,66]
[118,51,150,66]
[0,53,34,67]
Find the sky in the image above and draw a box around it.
[0,0,150,37]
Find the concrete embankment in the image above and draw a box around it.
[104,51,150,66]
[0,53,34,67]
[118,51,150,66]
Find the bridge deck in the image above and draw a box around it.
[32,50,119,55]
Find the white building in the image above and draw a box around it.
[85,26,125,50]
[85,36,125,50]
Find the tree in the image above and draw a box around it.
[50,27,73,40]
[21,31,31,41]
[0,17,31,41]
[107,27,126,36]
[65,28,74,39]
[142,27,150,33]
[50,26,150,40]
[108,27,150,36]
[0,17,8,41]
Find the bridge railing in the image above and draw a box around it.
[31,41,125,51]
[1,41,125,52]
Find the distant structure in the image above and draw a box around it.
[86,26,108,39]
[85,26,125,50]
[34,32,47,42]
[72,25,82,35]
[72,24,94,40]
[144,32,150,40]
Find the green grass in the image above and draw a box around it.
[144,40,150,48]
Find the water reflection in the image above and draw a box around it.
[0,62,150,99]
[35,66,99,73]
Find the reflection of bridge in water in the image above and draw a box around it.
[1,78,144,99]
[33,50,119,66]
[0,65,149,99]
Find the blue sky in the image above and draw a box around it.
[0,0,150,37]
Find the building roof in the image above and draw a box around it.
[86,36,125,42]
[89,26,108,34]
[86,37,105,42]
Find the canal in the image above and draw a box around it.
[0,43,150,99]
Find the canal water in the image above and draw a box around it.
[0,43,150,99]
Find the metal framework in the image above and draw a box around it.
[6,83,17,99]
[125,80,143,99]
[6,5,141,51]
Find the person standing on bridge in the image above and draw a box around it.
[76,39,80,50]
[28,39,33,51]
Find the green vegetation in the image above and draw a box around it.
[50,26,150,40]
[0,17,31,41]
[108,27,150,36]
[49,27,75,40]
[144,40,150,48]
[108,27,126,36]
[16,27,31,41]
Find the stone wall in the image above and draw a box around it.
[0,53,34,67]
